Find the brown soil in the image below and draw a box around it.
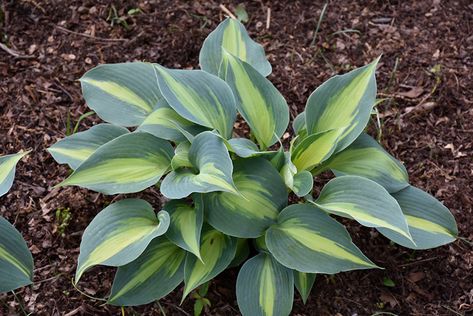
[1,1,472,315]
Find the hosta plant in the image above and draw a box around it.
[48,17,458,315]
[0,151,34,293]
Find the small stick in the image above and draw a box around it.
[54,25,128,42]
[219,4,237,19]
[0,42,33,59]
[266,7,271,29]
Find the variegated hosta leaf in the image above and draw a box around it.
[266,204,377,274]
[171,142,192,171]
[236,253,293,316]
[0,217,34,292]
[75,199,170,282]
[0,151,28,197]
[48,123,129,170]
[199,18,272,77]
[204,158,288,238]
[291,128,344,171]
[280,153,313,197]
[164,195,203,259]
[155,65,236,138]
[316,133,409,193]
[292,112,306,136]
[80,62,162,126]
[161,131,238,199]
[312,175,412,240]
[229,238,250,268]
[294,271,316,304]
[379,185,458,249]
[227,138,276,158]
[220,51,289,149]
[183,228,237,299]
[108,237,186,306]
[305,58,379,153]
[57,132,173,195]
[136,99,207,142]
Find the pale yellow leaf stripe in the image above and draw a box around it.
[47,147,95,162]
[171,205,200,258]
[280,222,375,267]
[0,245,31,278]
[0,152,28,184]
[76,218,158,280]
[184,231,225,298]
[318,202,411,239]
[406,215,455,236]
[222,19,246,61]
[109,242,184,301]
[59,157,169,186]
[223,52,274,148]
[259,255,276,316]
[311,59,378,139]
[81,78,153,113]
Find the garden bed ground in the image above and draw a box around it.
[1,1,472,315]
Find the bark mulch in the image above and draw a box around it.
[1,1,472,315]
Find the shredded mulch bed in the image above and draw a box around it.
[1,1,472,315]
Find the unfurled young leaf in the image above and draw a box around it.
[161,131,238,199]
[165,195,204,259]
[48,123,129,170]
[200,18,271,77]
[183,228,237,300]
[305,58,379,153]
[220,51,289,149]
[75,199,170,282]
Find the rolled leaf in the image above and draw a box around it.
[137,99,207,142]
[164,196,203,259]
[236,253,293,316]
[0,217,34,292]
[220,51,289,149]
[266,204,377,274]
[57,132,173,195]
[155,65,236,138]
[317,133,409,193]
[0,151,28,197]
[199,18,271,77]
[80,62,162,126]
[305,58,379,152]
[75,199,170,282]
[379,185,458,249]
[313,175,412,240]
[183,228,237,299]
[292,112,306,136]
[204,158,288,238]
[291,129,344,171]
[161,131,238,199]
[109,237,185,306]
[294,271,316,304]
[171,142,192,170]
[48,124,129,170]
[280,153,313,197]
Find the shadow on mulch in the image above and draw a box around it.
[0,1,472,315]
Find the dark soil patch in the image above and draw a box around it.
[1,1,472,315]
